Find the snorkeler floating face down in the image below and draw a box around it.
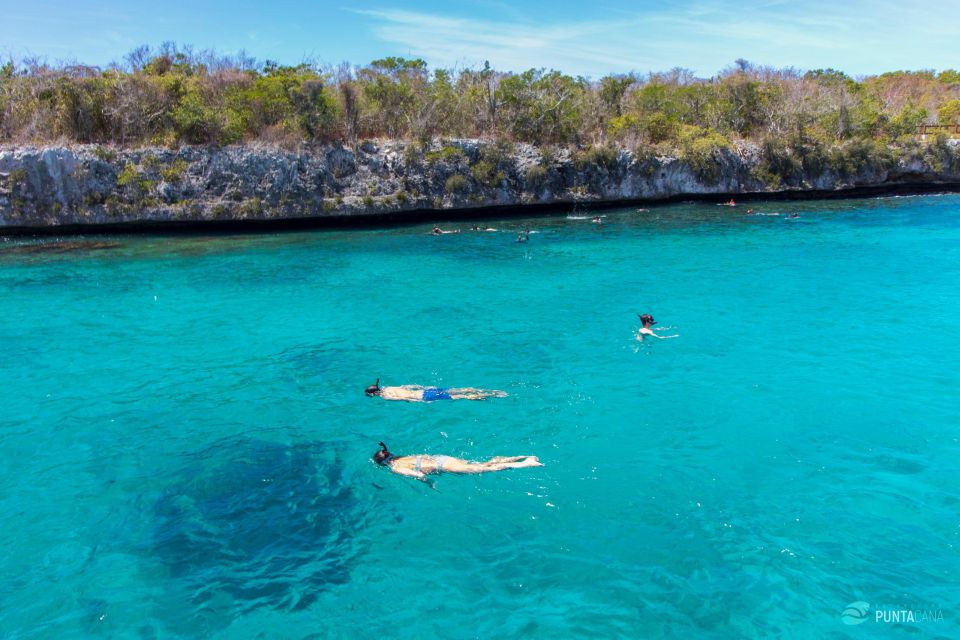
[372,441,542,480]
[363,379,508,402]
[365,378,382,396]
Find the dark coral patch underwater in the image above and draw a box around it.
[151,438,361,623]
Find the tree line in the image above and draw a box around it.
[2,44,959,152]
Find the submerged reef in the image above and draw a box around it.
[149,438,361,632]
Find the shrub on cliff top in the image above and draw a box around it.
[923,133,960,173]
[937,99,960,126]
[676,125,732,181]
[93,145,116,163]
[573,145,618,171]
[172,88,228,144]
[829,139,893,178]
[759,138,802,186]
[2,46,957,154]
[608,114,642,141]
[424,145,466,164]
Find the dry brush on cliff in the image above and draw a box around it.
[2,46,960,153]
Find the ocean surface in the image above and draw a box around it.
[1,195,958,639]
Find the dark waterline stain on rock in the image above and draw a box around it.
[0,240,122,254]
[151,438,360,632]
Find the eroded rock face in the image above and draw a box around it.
[0,139,958,229]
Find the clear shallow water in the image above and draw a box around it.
[1,195,958,639]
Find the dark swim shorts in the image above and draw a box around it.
[422,387,452,401]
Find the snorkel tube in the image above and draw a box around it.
[374,441,391,465]
[365,378,382,397]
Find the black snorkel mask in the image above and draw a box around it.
[374,441,391,465]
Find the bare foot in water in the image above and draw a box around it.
[505,456,543,468]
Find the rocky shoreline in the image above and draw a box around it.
[2,139,959,233]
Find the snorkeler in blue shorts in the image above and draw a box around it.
[364,379,507,402]
[421,387,453,401]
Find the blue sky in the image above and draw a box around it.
[2,0,958,78]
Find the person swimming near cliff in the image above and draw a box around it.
[517,230,529,242]
[636,313,679,340]
[432,226,460,235]
[373,442,542,480]
[591,216,603,224]
[364,379,507,402]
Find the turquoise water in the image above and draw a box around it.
[1,195,958,639]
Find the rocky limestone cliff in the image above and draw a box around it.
[1,139,959,231]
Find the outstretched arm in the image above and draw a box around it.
[637,330,679,340]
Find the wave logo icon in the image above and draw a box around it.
[842,602,871,625]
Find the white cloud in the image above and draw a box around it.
[353,2,960,77]
[353,9,658,76]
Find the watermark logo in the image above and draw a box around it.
[841,602,871,625]
[840,601,944,626]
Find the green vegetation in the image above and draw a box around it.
[424,145,466,163]
[239,197,263,216]
[676,126,732,181]
[160,158,188,183]
[573,145,618,171]
[115,162,156,198]
[469,142,512,187]
[141,154,162,169]
[939,99,960,125]
[0,45,957,152]
[93,145,116,162]
[444,174,469,194]
[104,196,122,216]
[116,162,140,187]
[7,167,27,190]
[470,160,504,187]
[524,164,549,190]
[0,46,958,189]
